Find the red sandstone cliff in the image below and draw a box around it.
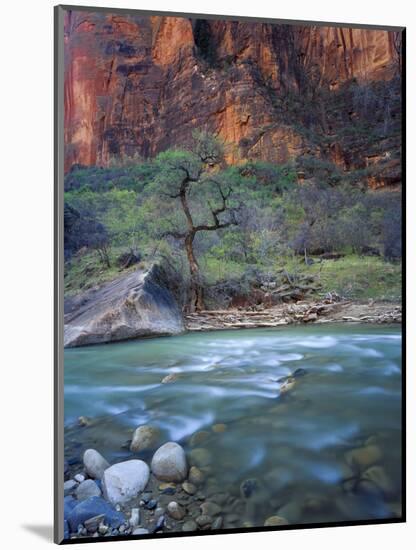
[63,10,402,186]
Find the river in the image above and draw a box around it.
[64,324,402,528]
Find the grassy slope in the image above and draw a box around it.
[65,251,401,303]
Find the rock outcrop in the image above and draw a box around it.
[64,264,184,347]
[63,9,402,187]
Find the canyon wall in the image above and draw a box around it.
[64,10,402,186]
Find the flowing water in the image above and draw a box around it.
[64,324,402,528]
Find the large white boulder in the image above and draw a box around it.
[151,442,188,482]
[102,460,150,505]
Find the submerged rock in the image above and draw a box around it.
[102,460,150,505]
[200,501,221,516]
[151,442,188,482]
[264,515,289,527]
[130,425,160,453]
[361,465,395,497]
[161,373,181,384]
[182,519,197,532]
[83,449,110,480]
[188,466,205,486]
[345,445,382,469]
[64,264,184,347]
[212,423,227,433]
[189,448,212,468]
[189,431,210,447]
[182,481,197,495]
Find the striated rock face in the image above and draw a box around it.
[64,10,402,186]
[63,264,184,347]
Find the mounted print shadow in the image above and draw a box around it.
[55,4,405,544]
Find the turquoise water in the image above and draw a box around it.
[64,324,402,527]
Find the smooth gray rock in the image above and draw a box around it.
[151,442,188,482]
[130,425,160,453]
[64,265,184,347]
[76,479,102,500]
[64,480,78,496]
[167,501,186,520]
[83,449,110,480]
[102,459,150,505]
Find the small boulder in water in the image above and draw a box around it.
[102,460,150,505]
[292,368,307,378]
[130,425,160,453]
[151,442,188,482]
[189,430,210,447]
[345,445,382,469]
[189,447,212,468]
[161,373,180,384]
[212,423,227,433]
[188,466,205,485]
[83,449,110,480]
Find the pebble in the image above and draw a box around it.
[196,514,213,528]
[188,466,205,486]
[200,501,221,516]
[211,516,223,529]
[212,424,227,433]
[151,515,165,533]
[129,508,140,527]
[167,501,186,520]
[155,507,165,518]
[132,528,149,535]
[182,520,198,532]
[264,515,289,527]
[159,482,176,494]
[64,479,78,496]
[182,481,197,495]
[145,499,158,510]
[78,416,92,427]
[84,514,105,533]
[98,523,108,535]
[74,474,85,483]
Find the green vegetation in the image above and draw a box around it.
[64,133,402,307]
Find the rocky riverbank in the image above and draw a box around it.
[63,366,402,541]
[185,298,402,332]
